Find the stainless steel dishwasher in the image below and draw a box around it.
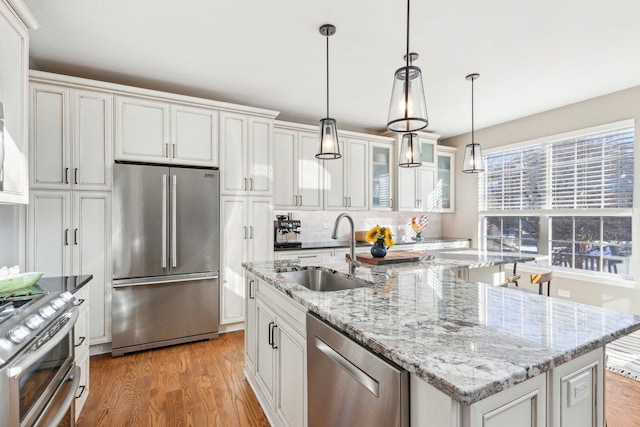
[307,313,409,427]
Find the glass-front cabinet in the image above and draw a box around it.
[369,141,394,210]
[420,137,436,165]
[436,146,456,212]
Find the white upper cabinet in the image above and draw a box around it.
[273,123,323,210]
[220,112,273,196]
[436,146,456,212]
[171,104,218,166]
[323,137,368,210]
[0,1,38,204]
[30,84,112,191]
[115,95,171,163]
[370,141,395,210]
[115,95,221,167]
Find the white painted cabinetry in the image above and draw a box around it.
[0,1,38,204]
[30,84,112,190]
[220,112,273,196]
[437,146,456,212]
[246,272,307,427]
[273,123,323,210]
[369,141,395,210]
[73,285,90,420]
[323,138,368,210]
[115,95,219,167]
[220,196,273,324]
[27,190,112,344]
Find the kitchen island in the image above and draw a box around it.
[243,251,640,427]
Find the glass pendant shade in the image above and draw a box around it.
[387,65,428,132]
[316,118,341,159]
[462,143,484,173]
[399,133,422,167]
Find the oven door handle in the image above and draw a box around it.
[34,364,81,427]
[7,307,79,378]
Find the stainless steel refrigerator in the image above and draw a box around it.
[111,163,219,356]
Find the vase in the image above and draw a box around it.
[371,238,387,258]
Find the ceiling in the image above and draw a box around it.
[23,0,640,138]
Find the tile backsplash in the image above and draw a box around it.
[274,210,442,243]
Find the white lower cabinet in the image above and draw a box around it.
[27,190,112,344]
[245,273,307,427]
[73,286,90,420]
[220,196,273,324]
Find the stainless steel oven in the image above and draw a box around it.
[1,291,80,427]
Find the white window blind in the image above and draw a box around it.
[480,126,634,212]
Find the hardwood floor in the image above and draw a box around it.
[77,332,269,427]
[78,331,640,427]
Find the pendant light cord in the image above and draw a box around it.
[471,76,475,145]
[404,0,410,122]
[326,34,330,118]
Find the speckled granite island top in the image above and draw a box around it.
[243,251,640,405]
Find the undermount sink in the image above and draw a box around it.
[278,269,371,292]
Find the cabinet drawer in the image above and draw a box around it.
[74,352,90,421]
[74,307,90,359]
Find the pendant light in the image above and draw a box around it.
[398,133,422,167]
[387,0,428,133]
[462,73,485,173]
[316,24,341,160]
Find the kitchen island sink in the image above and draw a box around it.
[277,268,372,292]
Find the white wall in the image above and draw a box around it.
[441,85,640,313]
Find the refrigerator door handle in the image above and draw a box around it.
[171,174,177,268]
[162,174,168,269]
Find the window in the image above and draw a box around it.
[479,122,634,278]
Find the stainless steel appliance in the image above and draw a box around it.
[112,163,220,357]
[306,313,409,427]
[0,290,81,427]
[274,215,301,248]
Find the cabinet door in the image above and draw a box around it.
[245,274,258,371]
[220,196,247,324]
[73,90,112,190]
[0,6,29,203]
[74,351,90,421]
[256,298,277,404]
[248,117,273,195]
[115,96,170,163]
[28,191,72,277]
[74,192,111,344]
[346,138,368,210]
[30,84,71,189]
[397,167,417,211]
[275,317,307,427]
[418,167,436,211]
[171,104,218,166]
[273,128,297,208]
[219,112,247,194]
[298,132,322,209]
[437,151,455,212]
[248,197,274,263]
[420,136,436,165]
[370,142,394,210]
[323,139,346,210]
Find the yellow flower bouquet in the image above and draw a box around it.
[365,225,395,248]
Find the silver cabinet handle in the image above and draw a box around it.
[294,195,298,206]
[161,174,168,269]
[390,198,394,208]
[299,195,302,206]
[74,228,78,245]
[249,177,253,191]
[297,255,317,259]
[172,143,176,158]
[249,225,253,239]
[64,168,69,184]
[165,143,169,158]
[243,226,248,239]
[272,324,278,349]
[344,197,347,207]
[315,337,379,396]
[243,178,247,191]
[268,321,274,346]
[348,197,351,207]
[171,175,177,268]
[74,168,78,185]
[64,229,69,246]
[249,279,255,299]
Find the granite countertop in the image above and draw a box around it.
[37,275,93,294]
[274,237,470,251]
[244,251,640,405]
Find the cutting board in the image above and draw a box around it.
[348,250,434,265]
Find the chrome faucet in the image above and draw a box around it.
[331,213,361,274]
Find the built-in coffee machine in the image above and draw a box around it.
[274,214,302,248]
